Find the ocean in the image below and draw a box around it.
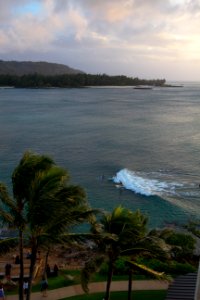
[0,84,200,228]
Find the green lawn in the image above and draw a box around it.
[60,290,167,300]
[4,269,166,299]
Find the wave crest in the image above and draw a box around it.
[113,168,182,196]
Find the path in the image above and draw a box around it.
[6,280,169,300]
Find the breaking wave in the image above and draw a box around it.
[113,168,183,197]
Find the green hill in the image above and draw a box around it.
[0,60,83,76]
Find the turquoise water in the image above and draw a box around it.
[0,84,200,227]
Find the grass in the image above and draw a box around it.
[3,269,165,297]
[32,270,81,292]
[60,290,167,300]
[4,270,80,295]
[32,269,143,292]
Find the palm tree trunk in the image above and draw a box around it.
[44,248,50,277]
[18,229,24,300]
[104,259,114,300]
[128,267,133,300]
[26,238,38,300]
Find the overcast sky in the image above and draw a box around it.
[0,0,200,81]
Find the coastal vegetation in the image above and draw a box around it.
[0,152,199,300]
[0,73,166,88]
[0,60,166,88]
[0,151,95,300]
[81,206,169,300]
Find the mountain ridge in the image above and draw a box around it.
[0,60,84,76]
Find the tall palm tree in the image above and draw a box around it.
[25,166,95,300]
[123,230,171,300]
[82,206,149,300]
[82,206,170,300]
[0,151,54,300]
[0,182,26,299]
[0,151,93,300]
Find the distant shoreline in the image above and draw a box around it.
[0,84,184,89]
[0,73,166,88]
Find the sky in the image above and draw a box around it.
[0,0,200,81]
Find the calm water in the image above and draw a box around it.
[0,84,200,227]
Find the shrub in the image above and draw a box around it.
[137,258,197,276]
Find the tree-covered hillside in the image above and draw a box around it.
[0,60,83,76]
[0,73,166,88]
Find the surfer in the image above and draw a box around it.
[100,174,105,181]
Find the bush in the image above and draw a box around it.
[114,258,129,275]
[98,262,109,275]
[137,258,197,276]
[165,232,196,259]
[99,258,129,276]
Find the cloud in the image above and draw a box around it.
[0,0,200,80]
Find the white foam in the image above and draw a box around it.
[113,168,182,196]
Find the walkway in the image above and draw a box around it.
[6,280,169,300]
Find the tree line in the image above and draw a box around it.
[0,73,166,88]
[0,152,198,300]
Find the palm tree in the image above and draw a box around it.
[0,151,94,300]
[123,229,171,300]
[0,182,26,299]
[25,168,94,300]
[0,152,54,300]
[82,206,148,300]
[81,206,170,300]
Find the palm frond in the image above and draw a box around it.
[58,232,118,245]
[56,185,87,206]
[0,237,19,254]
[127,260,171,281]
[0,183,16,210]
[0,207,14,225]
[121,235,171,260]
[81,255,105,293]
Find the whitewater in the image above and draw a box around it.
[1,84,200,227]
[113,168,183,197]
[112,167,200,217]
